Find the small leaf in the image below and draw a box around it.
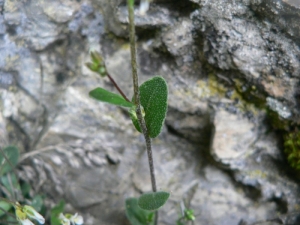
[129,105,146,133]
[21,182,31,198]
[86,51,107,77]
[0,146,19,176]
[90,51,104,66]
[125,198,154,225]
[31,195,44,212]
[184,209,195,221]
[129,106,142,133]
[89,87,134,108]
[0,201,12,217]
[1,173,20,197]
[131,76,168,138]
[138,191,170,211]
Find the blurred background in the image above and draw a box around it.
[0,0,300,224]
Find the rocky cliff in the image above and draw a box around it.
[0,0,300,224]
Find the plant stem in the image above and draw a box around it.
[127,1,158,224]
[127,0,157,194]
[106,72,131,102]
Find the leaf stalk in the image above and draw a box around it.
[106,72,131,102]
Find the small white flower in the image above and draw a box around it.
[139,0,150,15]
[59,213,70,225]
[23,205,45,224]
[15,203,36,225]
[70,213,83,225]
[19,219,35,225]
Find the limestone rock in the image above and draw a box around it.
[0,0,300,225]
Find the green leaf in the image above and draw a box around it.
[184,209,195,221]
[21,182,31,198]
[51,200,65,225]
[129,106,141,133]
[89,87,134,108]
[31,195,44,212]
[0,201,12,217]
[131,76,168,138]
[129,105,145,133]
[0,146,19,176]
[6,215,18,224]
[125,198,154,225]
[138,191,170,211]
[87,51,107,77]
[176,219,185,225]
[1,173,20,197]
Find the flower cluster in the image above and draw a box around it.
[59,213,83,225]
[85,51,107,77]
[15,202,45,225]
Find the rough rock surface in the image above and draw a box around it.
[0,0,300,225]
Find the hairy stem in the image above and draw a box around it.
[127,0,157,193]
[127,1,158,223]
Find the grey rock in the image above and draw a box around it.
[211,108,300,216]
[162,18,194,57]
[250,0,300,45]
[0,15,6,34]
[211,109,257,166]
[191,0,300,121]
[0,71,15,89]
[117,3,174,28]
[266,97,292,119]
[42,2,76,23]
[165,106,211,144]
[0,0,300,225]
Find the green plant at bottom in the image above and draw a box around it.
[176,208,195,225]
[125,198,154,225]
[0,145,83,225]
[0,146,46,225]
[284,130,300,170]
[50,200,83,225]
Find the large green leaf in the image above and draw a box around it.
[89,87,134,108]
[0,146,19,176]
[131,76,168,138]
[138,191,170,211]
[125,198,154,225]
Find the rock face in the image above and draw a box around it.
[0,0,300,225]
[191,0,300,122]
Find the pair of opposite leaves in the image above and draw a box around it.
[89,76,168,138]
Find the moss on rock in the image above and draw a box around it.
[284,130,300,170]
